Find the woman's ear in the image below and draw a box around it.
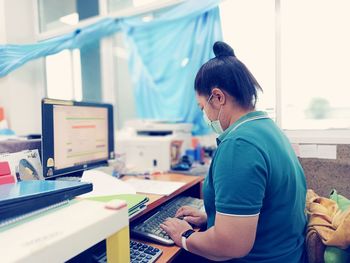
[211,87,226,107]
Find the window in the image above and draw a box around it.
[107,0,179,14]
[39,0,182,127]
[220,0,276,119]
[220,0,350,142]
[281,0,350,130]
[46,49,82,100]
[38,0,102,103]
[38,0,99,33]
[37,0,350,142]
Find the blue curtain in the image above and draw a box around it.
[0,0,222,134]
[119,0,222,135]
[0,18,120,78]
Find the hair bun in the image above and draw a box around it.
[213,41,235,58]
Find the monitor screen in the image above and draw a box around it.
[42,99,114,178]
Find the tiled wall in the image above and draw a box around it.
[299,144,350,198]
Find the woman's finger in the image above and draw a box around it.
[176,206,193,217]
[175,206,186,217]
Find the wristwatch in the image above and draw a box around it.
[181,229,195,251]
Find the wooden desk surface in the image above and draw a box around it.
[125,173,204,263]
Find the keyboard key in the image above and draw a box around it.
[145,250,156,256]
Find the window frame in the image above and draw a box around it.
[34,0,184,41]
[34,0,350,143]
[34,0,183,111]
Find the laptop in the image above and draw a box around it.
[0,180,92,223]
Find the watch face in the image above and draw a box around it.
[182,229,195,238]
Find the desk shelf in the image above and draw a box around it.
[0,200,129,263]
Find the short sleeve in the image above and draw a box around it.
[213,138,267,215]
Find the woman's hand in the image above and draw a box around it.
[160,218,192,247]
[175,206,207,228]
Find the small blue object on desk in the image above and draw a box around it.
[171,155,193,171]
[170,161,209,176]
[0,128,15,136]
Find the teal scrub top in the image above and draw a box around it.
[203,111,307,263]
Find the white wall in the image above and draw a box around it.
[0,0,45,136]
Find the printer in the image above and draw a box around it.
[116,120,192,172]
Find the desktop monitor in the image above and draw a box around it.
[41,99,115,178]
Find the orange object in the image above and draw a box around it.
[191,137,199,149]
[0,107,4,121]
[105,200,127,210]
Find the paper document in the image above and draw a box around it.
[125,178,185,196]
[80,170,136,197]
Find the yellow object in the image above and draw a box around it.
[47,158,54,167]
[107,226,130,263]
[306,189,350,249]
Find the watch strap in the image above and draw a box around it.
[182,229,195,238]
[181,236,189,251]
[181,229,195,251]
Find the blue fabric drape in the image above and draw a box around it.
[0,18,120,78]
[0,0,222,134]
[119,0,222,134]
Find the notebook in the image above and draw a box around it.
[0,180,92,223]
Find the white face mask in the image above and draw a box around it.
[202,94,224,134]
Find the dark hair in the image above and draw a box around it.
[194,41,262,109]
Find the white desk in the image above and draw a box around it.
[0,200,129,263]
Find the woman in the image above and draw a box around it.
[160,41,307,262]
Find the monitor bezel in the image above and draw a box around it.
[41,98,114,179]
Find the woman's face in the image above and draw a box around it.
[196,93,221,122]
